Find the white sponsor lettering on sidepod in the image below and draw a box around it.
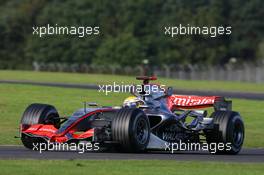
[172,96,215,106]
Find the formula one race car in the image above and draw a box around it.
[20,76,244,154]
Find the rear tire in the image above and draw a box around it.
[205,111,244,154]
[20,103,60,149]
[111,108,150,152]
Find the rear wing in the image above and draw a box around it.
[167,95,232,111]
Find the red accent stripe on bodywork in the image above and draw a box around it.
[21,108,113,142]
[167,95,221,110]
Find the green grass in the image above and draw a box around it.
[0,70,263,92]
[0,84,263,147]
[0,159,263,175]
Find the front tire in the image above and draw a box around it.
[111,108,150,152]
[205,111,244,154]
[20,103,60,149]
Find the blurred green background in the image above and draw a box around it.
[0,0,263,70]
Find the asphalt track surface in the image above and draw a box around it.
[0,146,263,162]
[1,80,264,100]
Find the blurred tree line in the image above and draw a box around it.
[0,0,263,70]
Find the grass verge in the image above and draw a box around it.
[0,70,263,92]
[0,159,263,175]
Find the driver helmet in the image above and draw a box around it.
[123,96,145,108]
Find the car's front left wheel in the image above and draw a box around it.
[111,108,150,152]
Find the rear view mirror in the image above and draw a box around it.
[166,87,173,96]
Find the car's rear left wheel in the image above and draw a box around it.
[205,111,244,154]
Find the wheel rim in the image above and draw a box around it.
[135,118,149,144]
[233,120,243,147]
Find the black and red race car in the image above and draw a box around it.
[20,76,244,154]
